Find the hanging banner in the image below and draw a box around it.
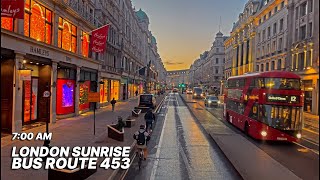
[90,24,110,53]
[1,0,25,19]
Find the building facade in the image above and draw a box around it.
[287,0,319,115]
[1,0,166,133]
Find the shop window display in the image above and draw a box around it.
[56,79,75,115]
[79,81,90,110]
[23,79,38,123]
[110,80,119,100]
[24,0,52,44]
[100,80,109,103]
[1,17,14,31]
[58,17,77,53]
[82,32,90,57]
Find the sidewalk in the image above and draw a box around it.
[1,95,165,180]
[303,112,319,133]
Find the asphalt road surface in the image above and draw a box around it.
[124,93,241,180]
[184,94,319,180]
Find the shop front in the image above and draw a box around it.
[79,70,97,113]
[56,65,76,116]
[110,79,120,100]
[99,79,109,106]
[120,77,128,100]
[1,48,15,133]
[22,55,52,125]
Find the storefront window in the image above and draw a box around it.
[24,0,52,44]
[1,17,14,31]
[58,17,77,53]
[23,79,38,123]
[56,79,75,115]
[82,31,89,57]
[110,80,119,100]
[79,81,90,110]
[100,80,109,103]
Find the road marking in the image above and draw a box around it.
[303,128,319,135]
[302,137,319,147]
[293,142,319,155]
[150,104,169,180]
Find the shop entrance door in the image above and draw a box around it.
[23,78,39,124]
[38,66,51,122]
[1,59,14,132]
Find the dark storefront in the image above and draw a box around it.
[1,48,15,133]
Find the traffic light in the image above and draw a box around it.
[181,83,186,88]
[178,83,181,88]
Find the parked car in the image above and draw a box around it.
[204,95,220,107]
[186,89,193,94]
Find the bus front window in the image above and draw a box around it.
[264,78,301,90]
[259,105,303,130]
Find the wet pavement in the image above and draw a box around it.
[182,94,319,180]
[125,93,240,180]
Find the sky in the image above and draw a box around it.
[131,0,248,71]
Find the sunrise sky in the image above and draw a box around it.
[132,0,248,71]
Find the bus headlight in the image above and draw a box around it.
[218,101,221,104]
[296,133,302,139]
[261,131,267,137]
[194,93,197,96]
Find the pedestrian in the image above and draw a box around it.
[135,90,138,97]
[144,108,155,132]
[111,98,117,112]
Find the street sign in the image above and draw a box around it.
[43,91,51,98]
[88,92,100,102]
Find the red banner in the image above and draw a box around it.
[1,0,25,19]
[90,25,110,53]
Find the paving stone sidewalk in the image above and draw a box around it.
[0,95,165,180]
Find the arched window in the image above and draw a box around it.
[58,17,77,53]
[82,32,90,57]
[24,0,52,44]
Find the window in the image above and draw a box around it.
[261,64,264,72]
[277,59,282,70]
[58,17,77,53]
[216,48,219,53]
[272,41,276,52]
[271,61,275,70]
[215,68,219,74]
[266,62,269,71]
[278,38,283,50]
[81,32,90,57]
[262,46,265,56]
[274,6,278,13]
[300,25,306,40]
[262,29,266,41]
[267,26,271,38]
[300,2,307,17]
[24,0,52,44]
[249,103,259,120]
[267,44,270,54]
[216,58,219,64]
[268,11,272,18]
[273,23,277,35]
[258,33,261,42]
[256,65,259,72]
[280,19,284,31]
[308,22,313,37]
[295,28,299,41]
[281,1,285,9]
[259,19,262,25]
[1,17,14,31]
[309,0,313,13]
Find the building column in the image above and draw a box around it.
[291,54,295,70]
[75,66,81,116]
[249,37,254,72]
[310,49,313,67]
[12,52,25,133]
[243,40,247,73]
[238,43,242,74]
[53,15,59,47]
[232,47,237,75]
[50,61,58,123]
[295,53,299,70]
[303,50,307,69]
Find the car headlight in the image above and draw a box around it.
[218,101,221,104]
[194,93,197,96]
[208,100,212,103]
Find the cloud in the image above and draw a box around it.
[164,61,184,65]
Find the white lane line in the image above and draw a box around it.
[293,142,319,155]
[303,128,319,135]
[150,101,169,180]
[302,138,319,147]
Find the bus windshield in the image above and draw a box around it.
[193,88,202,94]
[259,105,302,130]
[263,78,301,90]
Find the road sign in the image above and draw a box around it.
[43,91,51,98]
[88,92,100,102]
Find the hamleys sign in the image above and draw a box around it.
[1,0,24,19]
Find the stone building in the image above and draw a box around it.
[1,0,166,133]
[166,69,189,89]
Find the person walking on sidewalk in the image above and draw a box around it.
[144,108,155,132]
[111,98,117,112]
[135,90,138,97]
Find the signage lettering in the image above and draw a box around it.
[30,46,49,57]
[266,94,299,103]
[267,96,286,101]
[1,0,24,19]
[90,25,110,53]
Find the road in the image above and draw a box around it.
[183,94,319,180]
[124,93,241,180]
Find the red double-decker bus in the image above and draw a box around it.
[224,71,303,142]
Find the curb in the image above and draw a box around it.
[179,94,244,180]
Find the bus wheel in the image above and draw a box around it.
[244,122,249,135]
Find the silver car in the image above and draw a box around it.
[204,96,220,107]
